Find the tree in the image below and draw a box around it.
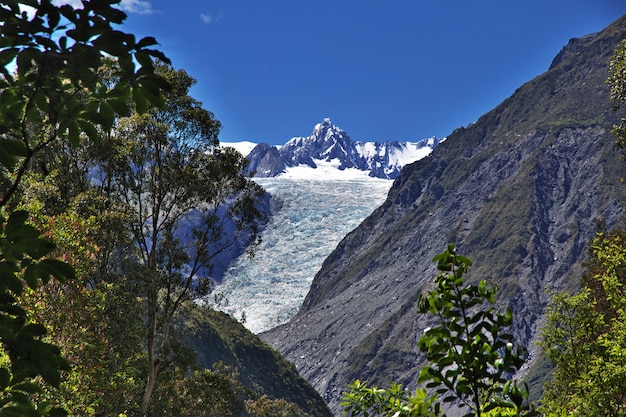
[540,228,626,416]
[0,1,168,415]
[149,362,247,417]
[607,38,626,151]
[90,63,266,414]
[342,245,537,417]
[245,394,314,417]
[342,379,440,417]
[0,0,168,206]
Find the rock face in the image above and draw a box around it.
[246,119,442,179]
[262,15,626,415]
[246,142,286,177]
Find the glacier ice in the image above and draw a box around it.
[211,176,392,334]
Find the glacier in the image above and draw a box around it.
[211,172,393,334]
[212,120,442,334]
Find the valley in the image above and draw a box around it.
[7,3,626,416]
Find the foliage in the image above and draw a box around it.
[246,394,313,417]
[608,39,626,151]
[87,62,266,414]
[342,379,440,417]
[0,210,73,416]
[0,0,169,206]
[342,245,537,417]
[540,228,626,416]
[24,281,144,416]
[17,165,144,415]
[182,304,334,417]
[148,362,246,417]
[0,0,168,415]
[417,244,535,417]
[0,2,323,416]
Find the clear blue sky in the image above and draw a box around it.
[118,1,625,145]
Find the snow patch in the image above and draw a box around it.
[220,141,259,157]
[279,158,381,180]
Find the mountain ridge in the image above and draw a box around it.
[238,118,442,179]
[262,14,626,415]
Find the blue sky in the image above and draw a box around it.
[117,1,625,145]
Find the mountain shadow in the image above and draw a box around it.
[262,14,626,415]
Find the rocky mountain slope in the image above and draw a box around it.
[262,14,626,414]
[246,118,442,179]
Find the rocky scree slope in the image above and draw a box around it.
[262,14,626,415]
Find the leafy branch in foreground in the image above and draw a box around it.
[0,210,75,416]
[0,1,169,415]
[342,244,537,417]
[417,244,536,417]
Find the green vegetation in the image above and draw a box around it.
[342,244,537,417]
[3,2,626,417]
[184,306,331,417]
[0,1,166,415]
[608,38,626,151]
[0,1,328,416]
[85,61,265,414]
[539,226,626,416]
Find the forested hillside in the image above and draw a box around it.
[0,2,331,416]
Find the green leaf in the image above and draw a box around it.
[49,407,69,417]
[456,255,472,267]
[107,97,130,117]
[4,211,29,237]
[37,259,76,282]
[20,323,46,338]
[22,263,41,290]
[136,36,158,49]
[0,263,23,294]
[132,87,148,114]
[11,381,42,394]
[78,119,100,143]
[134,49,154,71]
[0,48,18,68]
[0,368,11,390]
[417,367,434,385]
[67,120,81,145]
[21,237,56,260]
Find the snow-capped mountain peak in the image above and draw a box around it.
[225,119,443,180]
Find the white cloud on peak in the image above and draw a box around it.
[119,0,159,15]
